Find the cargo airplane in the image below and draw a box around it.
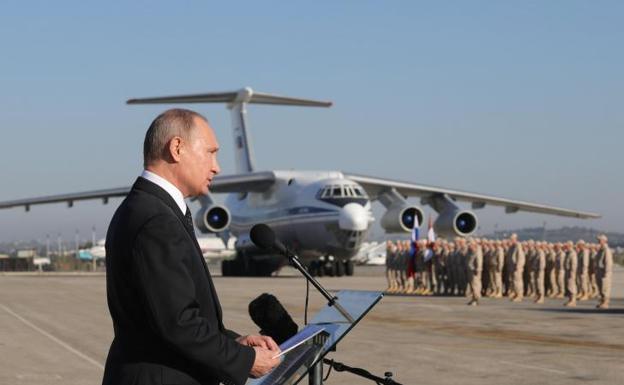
[0,88,600,276]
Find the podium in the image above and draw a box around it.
[247,290,383,385]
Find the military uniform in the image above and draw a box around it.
[546,245,558,298]
[385,242,397,292]
[481,241,494,297]
[447,244,457,295]
[555,246,566,298]
[563,245,578,307]
[576,244,590,300]
[466,242,483,305]
[493,243,505,298]
[532,245,546,303]
[457,243,469,296]
[595,241,613,309]
[524,242,536,297]
[588,246,599,298]
[434,244,447,295]
[507,241,525,302]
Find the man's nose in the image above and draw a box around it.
[213,158,221,175]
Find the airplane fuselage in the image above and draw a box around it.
[225,170,373,263]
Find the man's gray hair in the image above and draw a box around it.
[143,108,208,167]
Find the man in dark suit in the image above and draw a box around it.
[102,109,280,385]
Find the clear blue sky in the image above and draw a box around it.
[0,1,622,244]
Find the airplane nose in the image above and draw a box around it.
[339,203,369,231]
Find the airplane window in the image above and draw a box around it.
[332,187,342,197]
[345,187,352,197]
[354,187,367,197]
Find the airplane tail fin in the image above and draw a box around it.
[128,87,332,173]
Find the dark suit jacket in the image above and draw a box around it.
[102,177,255,385]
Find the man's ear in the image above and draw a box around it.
[168,136,183,162]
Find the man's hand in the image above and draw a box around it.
[236,335,280,352]
[250,347,281,378]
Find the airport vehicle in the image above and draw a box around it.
[0,88,600,276]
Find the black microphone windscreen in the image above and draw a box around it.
[250,224,276,250]
[248,293,298,345]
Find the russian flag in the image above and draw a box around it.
[410,214,419,256]
[407,214,419,277]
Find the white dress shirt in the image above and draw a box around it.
[140,170,187,214]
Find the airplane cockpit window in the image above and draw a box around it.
[316,184,368,207]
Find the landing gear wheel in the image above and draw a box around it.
[345,260,354,276]
[221,260,231,277]
[316,261,325,277]
[324,261,336,277]
[307,261,318,277]
[335,260,345,277]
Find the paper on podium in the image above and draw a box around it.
[273,324,325,359]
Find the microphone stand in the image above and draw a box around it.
[322,358,403,385]
[285,249,355,323]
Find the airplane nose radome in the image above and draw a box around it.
[339,203,369,231]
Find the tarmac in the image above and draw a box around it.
[0,264,623,385]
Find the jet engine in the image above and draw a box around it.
[433,209,478,237]
[195,205,231,233]
[380,205,424,233]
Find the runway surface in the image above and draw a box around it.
[1,264,623,385]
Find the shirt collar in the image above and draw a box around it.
[140,170,187,214]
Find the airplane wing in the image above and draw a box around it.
[0,187,130,211]
[344,173,600,219]
[209,171,276,193]
[0,172,277,211]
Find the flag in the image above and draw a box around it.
[423,214,436,262]
[411,214,420,243]
[407,214,420,277]
[427,214,436,243]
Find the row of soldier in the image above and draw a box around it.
[385,233,613,308]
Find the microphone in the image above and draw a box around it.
[249,223,355,323]
[248,293,298,345]
[249,223,289,255]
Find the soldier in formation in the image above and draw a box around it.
[384,234,614,309]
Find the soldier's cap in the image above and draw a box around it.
[576,239,585,245]
[596,234,608,241]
